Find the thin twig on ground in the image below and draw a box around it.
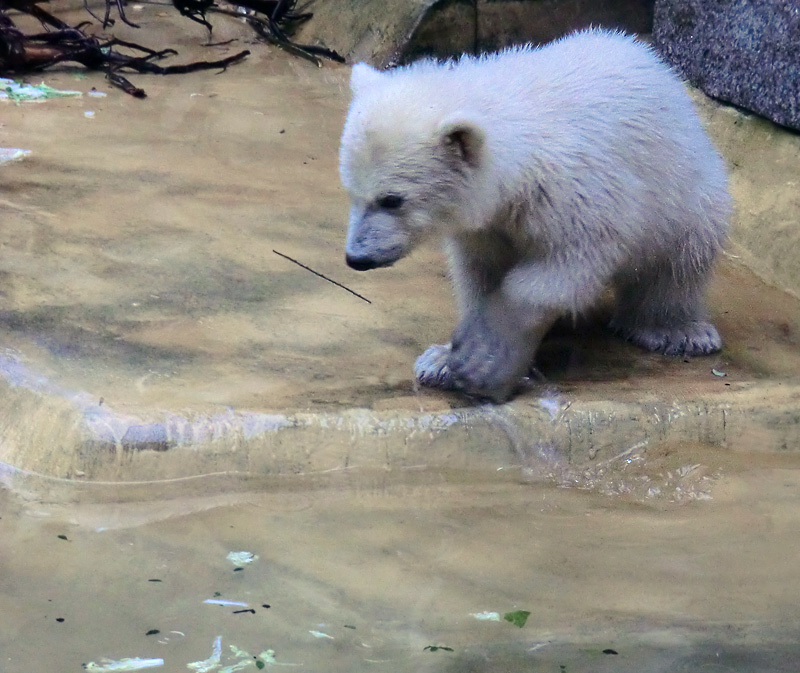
[273,250,372,305]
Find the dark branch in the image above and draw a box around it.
[0,0,342,98]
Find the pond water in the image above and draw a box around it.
[3,444,800,672]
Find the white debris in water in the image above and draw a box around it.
[85,110,96,118]
[88,90,108,98]
[217,646,262,673]
[257,651,276,664]
[0,148,31,164]
[678,463,704,478]
[84,658,164,672]
[309,630,334,639]
[527,642,550,652]
[226,551,257,565]
[204,598,249,607]
[188,639,279,672]
[471,611,501,621]
[188,636,222,672]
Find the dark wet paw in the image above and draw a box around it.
[414,343,456,389]
[446,313,529,402]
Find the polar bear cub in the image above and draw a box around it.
[339,29,730,402]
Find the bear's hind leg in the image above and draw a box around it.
[610,266,721,356]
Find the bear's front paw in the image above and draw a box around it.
[414,343,456,389]
[447,312,531,402]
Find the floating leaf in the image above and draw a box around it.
[423,645,454,652]
[503,610,531,628]
[711,368,727,377]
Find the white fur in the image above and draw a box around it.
[340,29,731,401]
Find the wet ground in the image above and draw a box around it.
[2,6,800,419]
[3,4,800,672]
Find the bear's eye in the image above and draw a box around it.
[376,194,405,210]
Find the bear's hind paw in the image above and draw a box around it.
[612,320,722,356]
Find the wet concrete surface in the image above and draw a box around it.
[2,5,800,493]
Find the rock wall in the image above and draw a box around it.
[296,0,654,66]
[654,0,800,132]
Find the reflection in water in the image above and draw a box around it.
[2,445,800,672]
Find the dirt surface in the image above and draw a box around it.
[1,35,799,415]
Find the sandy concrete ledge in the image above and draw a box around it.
[2,358,799,503]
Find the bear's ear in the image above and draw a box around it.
[437,114,485,169]
[350,63,383,95]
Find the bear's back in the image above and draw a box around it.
[395,30,685,123]
[378,30,715,189]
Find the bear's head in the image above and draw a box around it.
[340,63,488,271]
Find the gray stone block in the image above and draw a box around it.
[654,0,800,131]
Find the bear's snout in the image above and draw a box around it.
[346,254,383,271]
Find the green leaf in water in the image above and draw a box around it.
[503,610,531,628]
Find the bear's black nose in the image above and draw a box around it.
[346,254,379,271]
